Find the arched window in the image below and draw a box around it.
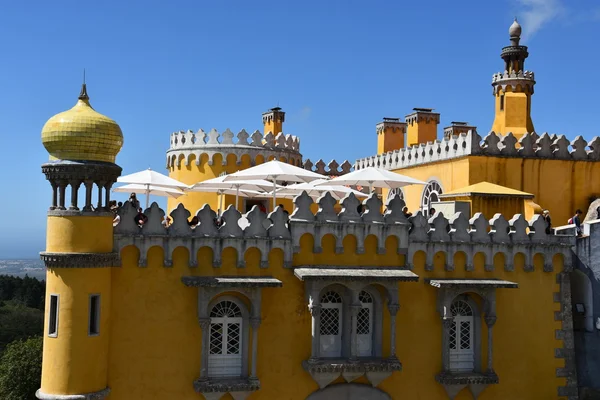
[357,290,374,356]
[422,181,443,214]
[449,299,474,372]
[209,300,243,377]
[387,188,404,202]
[320,291,343,357]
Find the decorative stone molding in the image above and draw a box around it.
[302,358,401,389]
[35,387,111,400]
[193,378,259,399]
[166,128,301,168]
[491,70,535,94]
[435,372,499,400]
[181,276,282,288]
[355,130,600,172]
[303,158,353,176]
[47,210,113,218]
[40,252,120,268]
[41,161,121,211]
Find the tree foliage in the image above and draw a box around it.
[0,275,45,310]
[0,336,42,400]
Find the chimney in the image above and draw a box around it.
[405,108,440,147]
[376,117,407,155]
[262,107,285,134]
[443,121,476,140]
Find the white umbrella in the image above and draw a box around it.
[224,160,327,209]
[113,183,184,209]
[268,179,368,201]
[117,168,189,208]
[318,166,426,193]
[189,176,280,209]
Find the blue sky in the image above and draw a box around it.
[0,0,599,258]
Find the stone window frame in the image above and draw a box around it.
[48,294,59,338]
[206,295,250,378]
[181,276,283,399]
[430,279,518,399]
[447,294,482,373]
[315,283,384,359]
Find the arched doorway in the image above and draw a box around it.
[571,269,594,332]
[307,383,391,400]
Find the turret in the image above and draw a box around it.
[405,108,440,147]
[491,19,535,139]
[37,83,122,400]
[377,117,407,154]
[262,107,285,135]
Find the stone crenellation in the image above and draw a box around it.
[113,192,573,272]
[355,130,600,171]
[303,159,353,176]
[167,129,301,168]
[491,70,535,94]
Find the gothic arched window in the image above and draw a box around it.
[320,291,343,357]
[209,300,243,377]
[449,299,474,372]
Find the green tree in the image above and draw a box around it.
[0,336,42,400]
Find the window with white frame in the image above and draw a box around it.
[422,181,443,214]
[320,291,343,357]
[48,294,59,337]
[209,300,243,377]
[387,188,404,202]
[357,290,374,356]
[449,299,474,372]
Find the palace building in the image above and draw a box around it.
[36,20,600,400]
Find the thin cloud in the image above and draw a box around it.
[296,106,312,122]
[514,0,565,39]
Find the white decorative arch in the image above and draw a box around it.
[387,188,404,202]
[421,179,443,215]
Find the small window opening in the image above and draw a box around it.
[49,295,59,337]
[89,294,101,336]
[500,95,505,111]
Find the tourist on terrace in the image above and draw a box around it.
[542,210,553,234]
[162,216,171,227]
[188,216,199,228]
[279,204,289,215]
[402,206,412,218]
[429,207,436,217]
[135,207,148,226]
[571,209,583,237]
[128,193,140,210]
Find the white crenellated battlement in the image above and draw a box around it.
[166,129,301,168]
[355,130,600,171]
[492,70,535,94]
[113,192,573,272]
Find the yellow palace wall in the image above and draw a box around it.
[101,238,566,399]
[391,155,600,224]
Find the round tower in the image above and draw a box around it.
[166,107,302,214]
[37,84,122,400]
[491,19,536,139]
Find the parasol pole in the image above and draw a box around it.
[145,184,150,209]
[272,176,277,211]
[235,185,240,211]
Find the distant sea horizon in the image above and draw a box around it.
[0,259,45,280]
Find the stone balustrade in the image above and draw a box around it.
[355,130,600,171]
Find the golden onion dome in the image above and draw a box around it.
[41,84,123,163]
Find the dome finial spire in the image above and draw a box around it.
[78,68,89,101]
[509,18,522,45]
